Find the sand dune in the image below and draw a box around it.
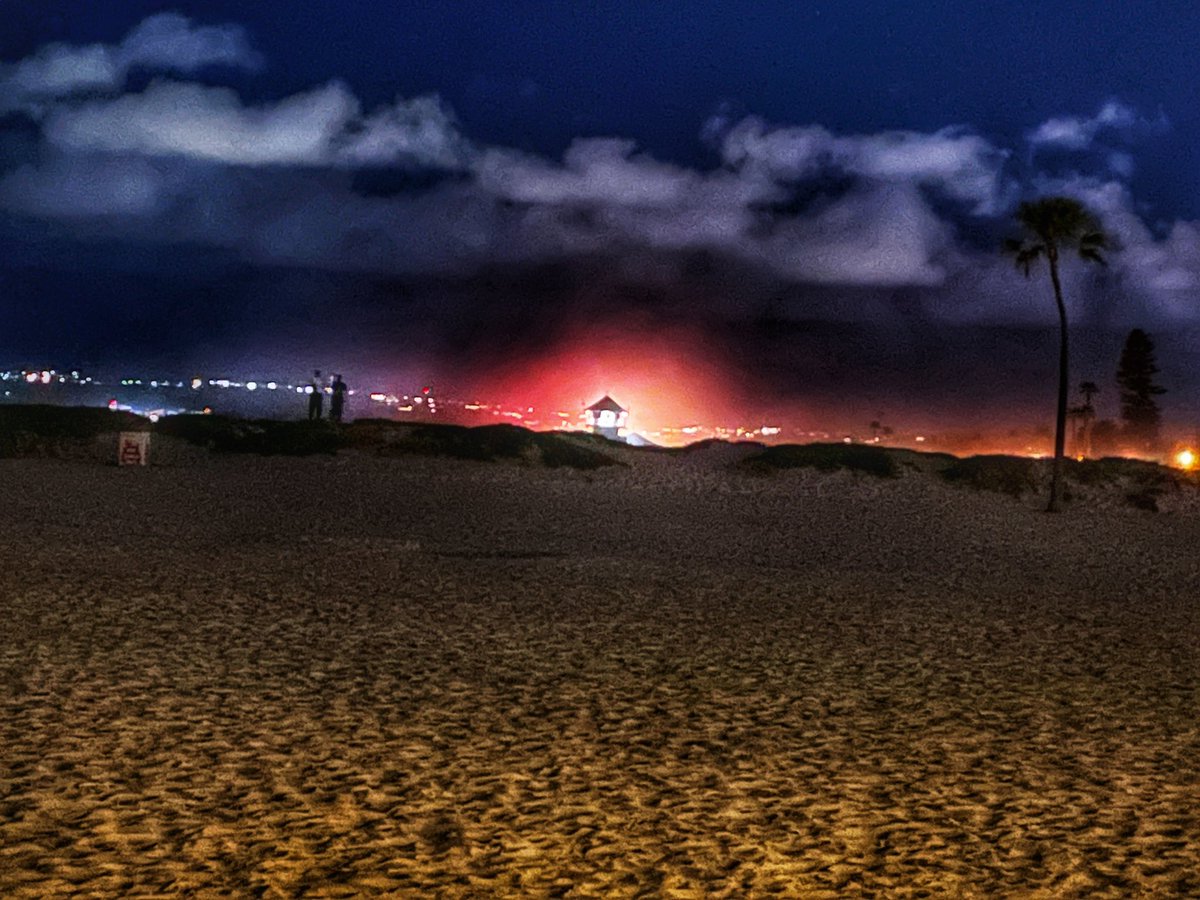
[2,453,1199,896]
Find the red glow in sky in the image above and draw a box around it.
[479,324,757,437]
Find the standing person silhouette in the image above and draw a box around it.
[329,374,348,423]
[307,370,324,420]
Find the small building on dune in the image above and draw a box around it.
[585,395,628,441]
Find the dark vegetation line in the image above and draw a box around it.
[0,405,1191,511]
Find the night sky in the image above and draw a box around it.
[3,2,1199,430]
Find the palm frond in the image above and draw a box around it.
[1016,196,1106,246]
[1014,244,1044,276]
[1009,196,1109,277]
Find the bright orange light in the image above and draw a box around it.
[1175,449,1196,470]
[478,323,760,444]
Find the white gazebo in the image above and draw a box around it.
[585,395,628,441]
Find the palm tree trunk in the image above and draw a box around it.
[1048,252,1068,512]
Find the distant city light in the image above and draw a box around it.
[22,362,1198,457]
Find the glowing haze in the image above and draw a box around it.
[478,322,759,439]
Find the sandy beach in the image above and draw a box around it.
[2,447,1199,897]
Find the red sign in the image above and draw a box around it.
[118,432,149,466]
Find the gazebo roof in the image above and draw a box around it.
[586,395,626,413]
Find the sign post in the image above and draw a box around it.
[118,432,150,466]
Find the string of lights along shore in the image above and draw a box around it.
[4,361,1196,470]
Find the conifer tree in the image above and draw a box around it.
[1116,328,1166,453]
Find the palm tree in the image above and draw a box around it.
[1004,197,1106,511]
[1074,381,1100,457]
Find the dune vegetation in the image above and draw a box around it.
[0,405,1194,511]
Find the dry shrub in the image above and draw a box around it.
[940,455,1039,497]
[740,443,900,478]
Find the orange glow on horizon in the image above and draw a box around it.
[477,326,759,444]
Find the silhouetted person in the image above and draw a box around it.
[329,374,347,423]
[307,370,324,420]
